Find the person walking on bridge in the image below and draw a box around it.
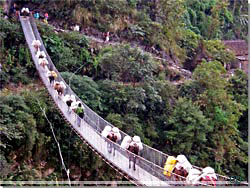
[47,69,57,86]
[106,127,121,156]
[75,102,85,127]
[32,39,41,53]
[21,7,30,17]
[127,136,143,171]
[63,94,76,113]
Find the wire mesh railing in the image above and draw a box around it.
[19,14,248,186]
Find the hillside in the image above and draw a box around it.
[0,0,248,185]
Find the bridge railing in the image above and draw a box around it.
[27,15,248,186]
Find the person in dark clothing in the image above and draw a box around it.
[47,70,57,86]
[64,94,75,113]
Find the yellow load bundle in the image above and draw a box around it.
[163,156,177,176]
[51,71,57,78]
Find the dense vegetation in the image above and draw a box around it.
[0,0,248,183]
[36,0,247,65]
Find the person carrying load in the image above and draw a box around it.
[21,7,29,17]
[163,156,177,177]
[75,102,85,127]
[47,70,57,86]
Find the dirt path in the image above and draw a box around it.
[47,22,192,81]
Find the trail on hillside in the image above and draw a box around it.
[46,21,192,83]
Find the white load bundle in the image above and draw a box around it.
[59,81,66,89]
[200,167,217,180]
[44,65,49,74]
[175,155,193,173]
[111,127,121,142]
[36,51,46,59]
[101,126,112,138]
[63,94,70,103]
[70,100,82,111]
[21,8,30,14]
[130,136,143,151]
[70,95,76,102]
[38,58,48,68]
[186,168,202,185]
[32,40,41,51]
[120,135,132,150]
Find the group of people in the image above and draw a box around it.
[163,155,217,186]
[33,11,49,24]
[32,39,85,127]
[4,2,31,19]
[101,126,143,171]
[15,4,48,24]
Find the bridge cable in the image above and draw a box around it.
[67,129,73,175]
[35,98,71,186]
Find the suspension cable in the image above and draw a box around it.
[68,129,72,173]
[36,98,71,186]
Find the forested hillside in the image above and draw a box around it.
[0,0,248,183]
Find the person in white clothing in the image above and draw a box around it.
[73,25,80,32]
[104,31,110,43]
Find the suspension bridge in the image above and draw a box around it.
[19,14,248,186]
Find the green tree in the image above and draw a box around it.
[158,0,186,59]
[164,97,210,165]
[193,61,247,178]
[204,39,236,67]
[98,44,157,83]
[183,0,233,39]
[227,69,248,142]
[0,94,38,160]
